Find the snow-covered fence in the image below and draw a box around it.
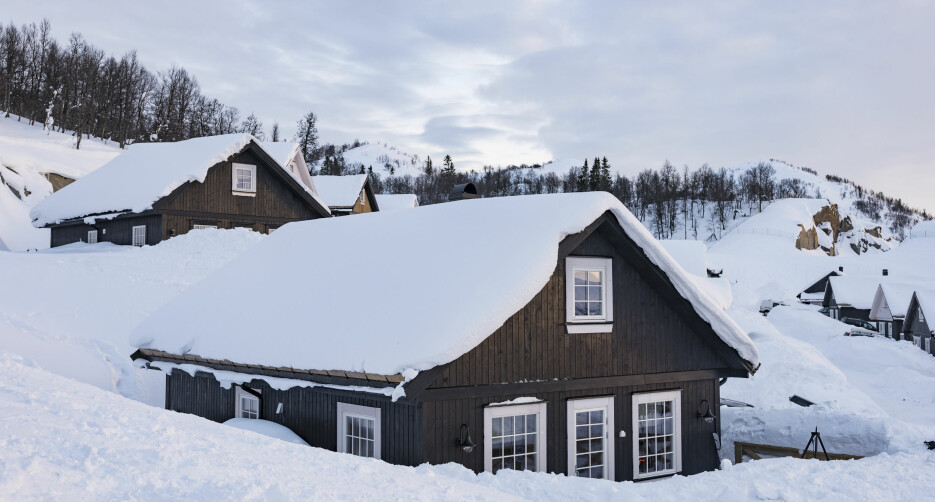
[730,227,798,240]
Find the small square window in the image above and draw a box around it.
[235,386,260,419]
[565,257,613,333]
[232,163,256,193]
[337,403,381,459]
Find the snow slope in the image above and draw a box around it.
[339,142,423,177]
[0,228,264,405]
[2,352,933,501]
[0,115,119,250]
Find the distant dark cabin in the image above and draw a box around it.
[30,135,330,247]
[797,270,840,305]
[310,174,379,216]
[131,194,758,482]
[869,283,919,340]
[822,276,877,322]
[902,292,934,355]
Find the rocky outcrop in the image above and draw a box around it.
[42,172,75,192]
[793,203,893,256]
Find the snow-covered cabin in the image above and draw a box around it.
[374,193,419,211]
[131,192,758,481]
[310,174,378,216]
[869,281,924,339]
[797,269,841,305]
[902,290,935,355]
[823,275,883,322]
[30,135,331,247]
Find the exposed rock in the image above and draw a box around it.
[42,172,76,192]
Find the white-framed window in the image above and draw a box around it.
[232,163,257,194]
[235,386,260,419]
[567,396,615,480]
[192,224,218,230]
[484,401,547,474]
[632,390,682,480]
[337,403,381,459]
[565,257,613,333]
[131,225,146,247]
[87,230,98,244]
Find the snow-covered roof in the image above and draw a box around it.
[131,192,758,375]
[374,193,418,211]
[912,290,935,324]
[258,142,329,213]
[309,175,368,208]
[29,134,328,227]
[827,276,886,309]
[870,282,927,320]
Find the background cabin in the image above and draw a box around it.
[310,174,378,216]
[902,291,934,355]
[30,135,330,247]
[131,193,758,483]
[869,282,922,339]
[822,276,880,322]
[798,270,840,305]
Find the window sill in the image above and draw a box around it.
[566,322,613,334]
[232,190,256,197]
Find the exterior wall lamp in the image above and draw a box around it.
[456,424,475,453]
[697,399,716,424]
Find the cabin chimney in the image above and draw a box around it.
[882,269,888,276]
[838,266,844,272]
[449,182,478,202]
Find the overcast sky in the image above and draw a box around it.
[9,1,935,211]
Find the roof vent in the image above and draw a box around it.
[449,182,478,202]
[882,269,888,276]
[838,266,844,272]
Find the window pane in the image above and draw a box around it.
[492,417,502,437]
[514,454,525,471]
[574,286,587,301]
[503,436,513,457]
[589,302,602,316]
[588,286,601,301]
[492,458,502,473]
[575,302,588,316]
[527,454,537,472]
[576,453,589,468]
[526,415,536,433]
[576,411,588,425]
[589,410,603,423]
[588,270,602,284]
[576,425,588,439]
[526,435,536,453]
[492,438,502,457]
[515,434,525,454]
[515,417,525,434]
[504,417,514,435]
[590,424,603,438]
[574,270,587,285]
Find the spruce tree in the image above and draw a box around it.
[293,111,319,165]
[579,159,590,192]
[590,156,601,191]
[441,155,456,176]
[600,157,612,191]
[425,155,434,176]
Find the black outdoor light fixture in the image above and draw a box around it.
[456,424,475,453]
[697,400,716,424]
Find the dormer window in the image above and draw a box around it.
[232,163,256,195]
[235,386,260,419]
[565,257,613,333]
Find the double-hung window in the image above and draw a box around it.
[632,390,682,479]
[483,401,547,474]
[131,225,146,247]
[235,386,260,419]
[337,403,381,459]
[232,163,257,195]
[565,257,613,333]
[87,230,98,244]
[192,224,218,230]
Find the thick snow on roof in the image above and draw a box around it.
[310,175,367,208]
[374,193,418,211]
[828,276,886,309]
[871,282,927,319]
[132,192,758,374]
[30,134,257,226]
[913,290,935,322]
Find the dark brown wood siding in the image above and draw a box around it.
[154,147,322,240]
[50,213,162,247]
[165,369,424,466]
[429,222,736,390]
[421,379,720,480]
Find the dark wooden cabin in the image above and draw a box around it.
[902,292,934,355]
[132,197,758,483]
[32,136,330,247]
[797,270,840,305]
[822,276,876,322]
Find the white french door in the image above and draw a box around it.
[567,396,615,480]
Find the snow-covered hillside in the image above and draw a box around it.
[330,142,424,177]
[0,115,119,250]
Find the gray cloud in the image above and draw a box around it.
[5,0,934,211]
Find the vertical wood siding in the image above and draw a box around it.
[51,214,162,247]
[165,370,424,466]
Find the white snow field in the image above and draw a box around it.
[0,115,119,250]
[0,228,265,406]
[1,352,932,501]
